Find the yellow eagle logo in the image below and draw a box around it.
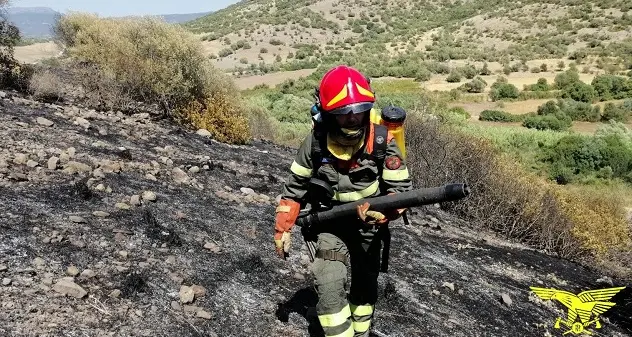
[530,286,625,335]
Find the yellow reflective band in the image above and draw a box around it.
[355,82,374,98]
[350,304,374,316]
[276,205,291,213]
[326,84,348,107]
[352,320,372,333]
[318,305,351,327]
[290,161,312,178]
[382,168,409,181]
[329,324,354,337]
[333,181,379,202]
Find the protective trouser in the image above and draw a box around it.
[310,226,382,337]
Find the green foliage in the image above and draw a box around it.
[479,110,522,122]
[0,9,32,91]
[523,114,572,131]
[591,74,632,101]
[525,78,551,92]
[458,77,486,93]
[602,102,630,123]
[269,94,312,123]
[543,129,632,183]
[561,81,596,103]
[554,69,581,90]
[490,81,520,101]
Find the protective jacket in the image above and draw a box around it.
[281,122,413,205]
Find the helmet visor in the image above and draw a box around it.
[328,102,374,115]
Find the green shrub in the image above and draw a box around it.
[446,70,462,83]
[269,94,312,123]
[562,81,597,103]
[602,102,630,123]
[591,74,632,101]
[490,82,520,101]
[479,109,521,122]
[525,78,551,91]
[523,114,572,131]
[554,69,580,90]
[0,9,33,91]
[458,77,486,93]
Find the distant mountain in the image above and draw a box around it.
[3,7,212,39]
[156,12,213,24]
[5,7,60,38]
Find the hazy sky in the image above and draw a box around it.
[9,0,241,16]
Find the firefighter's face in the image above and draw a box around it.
[335,111,367,130]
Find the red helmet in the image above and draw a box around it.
[318,65,375,115]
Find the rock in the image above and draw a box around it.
[596,276,614,287]
[109,289,121,298]
[47,156,59,170]
[188,166,200,174]
[141,191,157,202]
[116,203,131,210]
[179,285,195,304]
[33,257,45,267]
[145,174,157,181]
[0,265,7,272]
[191,285,206,298]
[92,211,109,217]
[118,251,128,258]
[36,117,54,127]
[240,187,256,195]
[63,161,92,175]
[99,160,122,173]
[26,160,38,168]
[130,195,141,206]
[69,216,86,224]
[203,242,222,253]
[59,151,70,164]
[67,147,76,158]
[92,168,105,179]
[501,293,513,306]
[197,310,212,320]
[80,269,96,279]
[67,266,80,276]
[183,305,200,313]
[172,168,189,184]
[196,129,212,137]
[432,290,441,296]
[53,279,87,298]
[13,153,28,165]
[293,273,305,280]
[2,278,11,286]
[442,282,455,292]
[74,117,90,128]
[95,184,106,191]
[171,301,182,311]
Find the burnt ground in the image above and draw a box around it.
[0,90,630,337]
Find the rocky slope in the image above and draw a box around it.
[0,91,630,337]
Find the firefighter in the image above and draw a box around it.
[274,65,413,337]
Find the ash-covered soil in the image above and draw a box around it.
[0,91,630,337]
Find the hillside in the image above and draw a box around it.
[184,0,632,76]
[0,84,631,336]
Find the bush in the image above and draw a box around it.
[523,114,571,131]
[446,70,462,83]
[490,82,520,101]
[562,81,596,103]
[591,74,632,101]
[0,8,33,91]
[554,69,580,90]
[269,94,312,123]
[406,113,631,270]
[28,69,65,102]
[602,102,630,123]
[479,109,521,122]
[525,78,551,91]
[55,13,250,144]
[458,77,486,93]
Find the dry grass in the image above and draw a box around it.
[13,41,61,64]
[406,112,632,277]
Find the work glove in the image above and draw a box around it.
[356,202,389,225]
[274,199,301,260]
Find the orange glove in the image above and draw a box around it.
[274,199,301,259]
[357,202,389,225]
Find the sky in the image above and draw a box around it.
[9,0,241,16]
